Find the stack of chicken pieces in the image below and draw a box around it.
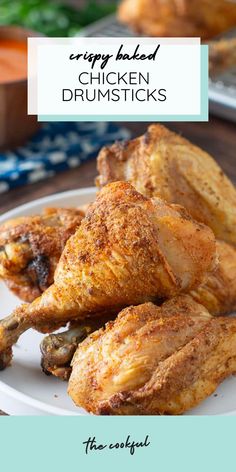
[1,124,236,415]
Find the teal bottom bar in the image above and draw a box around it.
[0,416,233,471]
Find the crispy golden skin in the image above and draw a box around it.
[96,124,236,246]
[191,240,236,315]
[0,207,84,302]
[69,295,236,415]
[118,0,236,39]
[0,182,216,366]
[40,239,236,381]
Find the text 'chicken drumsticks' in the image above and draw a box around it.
[69,295,236,415]
[0,182,216,369]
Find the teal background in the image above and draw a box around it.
[38,46,208,123]
[0,416,233,471]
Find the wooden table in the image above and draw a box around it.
[0,116,235,415]
[0,116,235,215]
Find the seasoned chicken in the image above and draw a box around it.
[96,124,236,246]
[191,240,236,316]
[40,237,236,381]
[0,207,84,302]
[0,182,216,368]
[118,0,236,39]
[69,295,236,415]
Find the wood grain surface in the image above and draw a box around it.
[0,116,235,415]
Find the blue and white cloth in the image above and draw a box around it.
[0,122,130,194]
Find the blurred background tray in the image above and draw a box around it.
[78,14,236,123]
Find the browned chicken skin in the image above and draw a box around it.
[0,182,216,368]
[96,124,236,246]
[40,237,236,380]
[118,0,236,39]
[69,295,236,415]
[0,207,84,302]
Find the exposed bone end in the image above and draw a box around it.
[0,314,20,352]
[0,306,30,370]
[40,325,90,380]
[41,357,72,381]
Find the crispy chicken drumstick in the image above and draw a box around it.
[41,238,236,380]
[97,124,236,246]
[69,295,236,415]
[0,207,84,302]
[0,182,216,368]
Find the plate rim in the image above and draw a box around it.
[0,186,97,223]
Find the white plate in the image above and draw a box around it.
[0,187,236,415]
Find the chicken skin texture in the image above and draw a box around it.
[41,236,236,382]
[96,124,236,246]
[118,0,236,39]
[0,182,216,367]
[41,238,236,381]
[0,207,84,302]
[69,296,236,415]
[191,240,236,316]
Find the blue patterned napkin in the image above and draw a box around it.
[0,122,130,194]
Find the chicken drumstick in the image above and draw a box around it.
[0,182,216,368]
[97,124,236,246]
[0,207,84,302]
[69,295,236,415]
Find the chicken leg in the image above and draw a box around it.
[40,238,236,380]
[0,207,84,302]
[96,124,236,246]
[0,182,216,368]
[69,295,236,415]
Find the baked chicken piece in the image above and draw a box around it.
[118,0,236,39]
[0,182,216,368]
[69,295,236,415]
[40,237,236,381]
[0,207,85,302]
[96,124,236,246]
